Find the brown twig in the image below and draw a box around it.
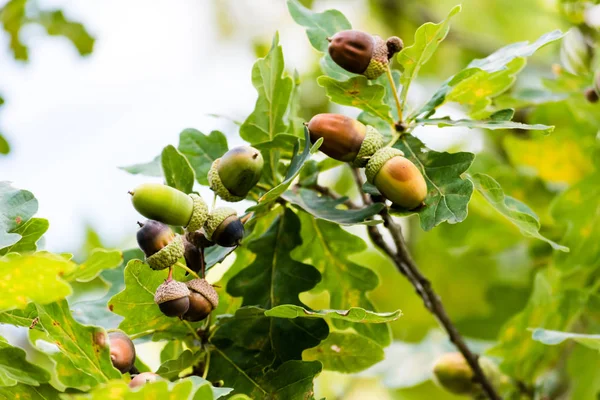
[351,169,501,400]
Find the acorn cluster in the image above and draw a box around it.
[128,146,264,321]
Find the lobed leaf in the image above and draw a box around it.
[0,181,38,249]
[282,188,384,225]
[416,116,554,134]
[119,155,163,177]
[0,383,61,399]
[0,217,48,256]
[161,145,195,194]
[178,129,228,186]
[265,305,401,323]
[530,329,600,351]
[0,336,51,386]
[156,349,203,381]
[38,10,95,56]
[469,173,568,251]
[64,249,123,282]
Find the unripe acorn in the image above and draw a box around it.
[129,372,161,388]
[154,280,190,317]
[307,114,384,167]
[366,148,427,210]
[204,207,244,247]
[136,220,184,271]
[328,30,403,79]
[108,331,136,374]
[129,183,208,232]
[183,279,219,322]
[433,353,502,396]
[208,146,264,202]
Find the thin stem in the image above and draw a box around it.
[385,65,404,146]
[212,193,217,210]
[167,266,173,281]
[202,349,211,379]
[351,170,501,400]
[175,261,201,280]
[256,183,270,192]
[127,329,157,340]
[182,320,202,341]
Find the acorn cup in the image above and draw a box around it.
[136,220,184,270]
[328,30,403,79]
[183,279,219,322]
[129,183,208,232]
[154,280,190,318]
[366,148,427,210]
[204,207,245,248]
[108,331,136,374]
[208,146,264,202]
[307,114,384,167]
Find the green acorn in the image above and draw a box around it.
[208,146,264,202]
[366,148,427,210]
[154,280,190,317]
[307,114,384,167]
[328,30,403,79]
[183,279,219,322]
[129,183,208,231]
[204,207,244,247]
[136,221,185,270]
[108,331,136,374]
[433,353,504,396]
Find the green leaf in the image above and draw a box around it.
[286,0,352,80]
[249,128,321,213]
[161,145,195,194]
[156,349,203,381]
[317,76,393,123]
[0,217,48,255]
[64,249,123,282]
[530,329,600,351]
[416,30,564,119]
[567,344,600,400]
[303,331,384,373]
[38,10,95,56]
[178,129,228,186]
[119,155,162,177]
[416,116,554,134]
[392,136,475,231]
[489,272,588,382]
[1,0,28,61]
[36,300,121,384]
[397,5,461,106]
[108,260,198,339]
[0,253,76,312]
[282,188,384,225]
[470,173,568,251]
[0,133,10,155]
[0,303,40,329]
[551,173,600,272]
[240,33,293,145]
[266,305,401,323]
[294,211,391,346]
[0,181,38,249]
[0,337,51,386]
[0,383,61,400]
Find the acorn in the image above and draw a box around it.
[182,279,219,322]
[154,280,190,317]
[204,207,244,247]
[432,353,504,396]
[328,30,403,79]
[208,146,264,202]
[585,87,599,103]
[108,331,136,374]
[366,147,427,210]
[136,220,184,270]
[129,372,161,388]
[560,27,592,76]
[129,183,208,231]
[307,114,384,167]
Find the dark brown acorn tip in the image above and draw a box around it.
[326,37,332,42]
[386,36,403,59]
[585,87,599,103]
[136,220,175,257]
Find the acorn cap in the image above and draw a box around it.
[365,147,405,183]
[204,207,237,242]
[363,36,389,80]
[186,194,209,232]
[146,234,185,270]
[154,279,190,304]
[186,278,219,308]
[208,158,245,202]
[351,125,385,167]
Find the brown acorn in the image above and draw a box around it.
[129,372,161,388]
[108,331,136,374]
[204,207,244,248]
[585,87,599,103]
[136,220,185,271]
[307,114,384,167]
[328,30,403,79]
[182,279,219,322]
[154,280,190,317]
